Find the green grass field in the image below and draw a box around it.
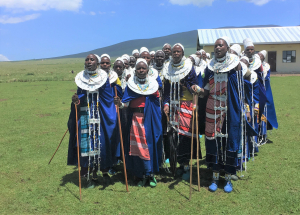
[0,60,299,214]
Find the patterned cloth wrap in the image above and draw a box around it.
[175,100,197,138]
[129,112,151,160]
[205,76,227,139]
[80,93,100,156]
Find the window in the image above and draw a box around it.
[283,51,296,63]
[211,52,215,59]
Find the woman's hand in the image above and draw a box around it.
[246,112,251,123]
[114,96,121,107]
[125,74,131,81]
[164,105,169,115]
[191,85,203,95]
[72,93,80,105]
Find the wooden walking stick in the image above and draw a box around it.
[75,104,82,201]
[114,87,129,192]
[48,128,69,164]
[189,96,196,200]
[195,96,200,191]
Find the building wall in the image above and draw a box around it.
[202,43,300,73]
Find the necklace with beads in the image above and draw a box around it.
[136,77,149,92]
[172,60,185,69]
[249,57,256,69]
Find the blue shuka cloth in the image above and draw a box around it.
[111,82,123,99]
[156,75,163,89]
[121,86,163,178]
[244,79,259,135]
[202,68,243,175]
[244,79,259,155]
[111,82,123,158]
[254,68,267,122]
[67,79,120,170]
[264,69,278,129]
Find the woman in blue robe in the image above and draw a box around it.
[201,37,243,193]
[114,58,162,187]
[67,54,119,187]
[243,70,260,159]
[258,51,278,143]
[162,44,200,181]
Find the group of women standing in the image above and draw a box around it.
[67,36,278,193]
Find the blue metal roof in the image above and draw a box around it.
[197,26,300,46]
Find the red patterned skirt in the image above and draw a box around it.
[129,112,150,160]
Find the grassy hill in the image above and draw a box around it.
[54,30,198,59]
[51,25,281,60]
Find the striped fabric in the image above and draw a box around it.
[205,77,227,138]
[129,112,150,160]
[175,100,196,138]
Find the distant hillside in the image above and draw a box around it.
[53,25,281,59]
[54,30,198,59]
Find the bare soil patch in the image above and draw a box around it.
[0,99,7,102]
[37,113,52,118]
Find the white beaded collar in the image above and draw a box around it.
[249,54,262,71]
[195,59,207,76]
[208,53,240,73]
[240,61,248,76]
[127,75,159,95]
[75,69,108,91]
[262,62,270,78]
[162,57,193,81]
[250,70,258,84]
[109,69,118,84]
[148,67,159,79]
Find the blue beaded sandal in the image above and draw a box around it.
[208,172,219,192]
[224,174,233,193]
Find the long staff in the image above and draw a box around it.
[195,96,200,191]
[48,128,68,164]
[189,96,196,200]
[75,104,82,201]
[114,87,129,192]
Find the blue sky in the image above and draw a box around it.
[0,0,299,61]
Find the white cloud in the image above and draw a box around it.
[111,11,116,14]
[169,0,272,7]
[0,0,83,11]
[90,11,96,15]
[99,11,106,14]
[159,3,165,6]
[0,13,40,24]
[0,54,10,61]
[228,0,271,5]
[169,0,214,7]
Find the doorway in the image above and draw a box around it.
[268,51,277,72]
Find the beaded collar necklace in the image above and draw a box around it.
[136,76,149,92]
[171,59,185,69]
[249,57,256,69]
[85,68,100,75]
[216,55,226,62]
[212,52,231,72]
[153,63,164,70]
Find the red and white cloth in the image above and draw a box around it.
[205,77,227,139]
[175,100,197,138]
[129,112,150,160]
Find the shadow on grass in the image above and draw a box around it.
[59,165,133,192]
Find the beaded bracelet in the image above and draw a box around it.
[119,102,125,109]
[245,104,250,113]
